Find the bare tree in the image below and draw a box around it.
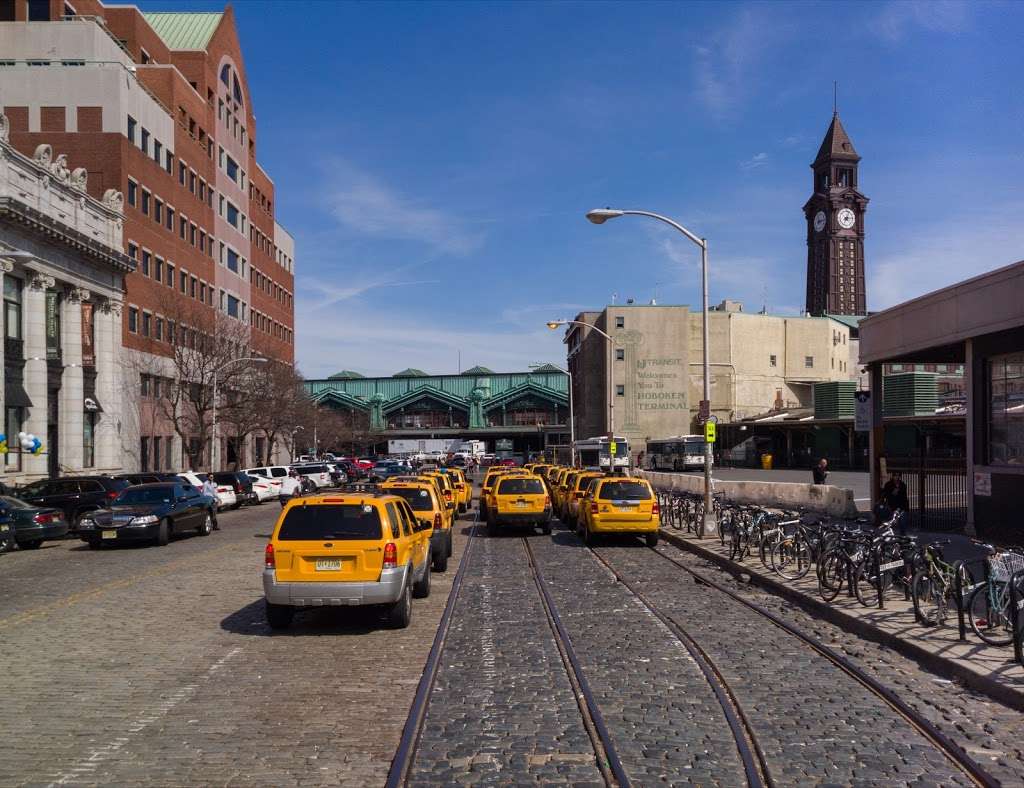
[223,360,307,466]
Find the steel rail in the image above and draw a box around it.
[648,540,1001,788]
[521,537,632,787]
[385,517,479,788]
[587,545,770,788]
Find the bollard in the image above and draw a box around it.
[953,560,967,642]
[875,546,885,610]
[1010,568,1024,665]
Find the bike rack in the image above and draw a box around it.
[1010,568,1024,665]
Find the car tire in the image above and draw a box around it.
[155,520,169,547]
[433,549,448,573]
[583,524,596,546]
[197,513,213,536]
[386,577,413,629]
[413,561,431,599]
[645,533,659,548]
[87,538,102,550]
[542,521,552,536]
[266,600,294,630]
[20,539,43,550]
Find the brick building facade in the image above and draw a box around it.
[0,0,295,471]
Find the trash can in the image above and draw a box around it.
[761,454,773,470]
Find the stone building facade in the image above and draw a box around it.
[0,113,131,483]
[565,302,854,455]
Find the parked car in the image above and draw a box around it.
[0,495,68,550]
[290,463,332,489]
[18,476,131,532]
[244,465,291,481]
[211,472,257,507]
[177,471,237,511]
[367,461,407,483]
[78,482,217,548]
[114,473,180,486]
[325,463,349,485]
[248,475,279,503]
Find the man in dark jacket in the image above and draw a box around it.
[812,458,829,485]
[881,472,910,511]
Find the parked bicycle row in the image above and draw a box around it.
[655,488,1024,653]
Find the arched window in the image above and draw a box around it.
[232,74,243,105]
[220,64,230,86]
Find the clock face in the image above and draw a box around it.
[837,208,856,229]
[813,211,826,233]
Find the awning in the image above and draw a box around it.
[84,396,103,413]
[5,380,33,408]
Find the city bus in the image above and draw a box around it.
[574,436,631,472]
[646,435,706,471]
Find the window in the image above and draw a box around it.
[226,201,239,228]
[154,257,163,282]
[178,161,186,185]
[615,316,624,329]
[141,311,151,337]
[179,216,187,240]
[189,276,197,298]
[189,223,196,245]
[220,63,230,86]
[154,198,162,224]
[127,179,137,207]
[225,154,239,182]
[167,320,176,344]
[140,436,150,472]
[199,282,206,302]
[83,411,95,468]
[615,348,624,361]
[152,436,162,471]
[140,127,149,156]
[153,139,162,164]
[198,180,205,201]
[140,189,150,215]
[188,170,196,193]
[155,317,163,341]
[128,306,138,333]
[226,247,239,273]
[199,230,206,253]
[805,356,814,368]
[616,384,625,396]
[4,277,22,340]
[165,436,173,470]
[140,250,150,277]
[165,150,173,174]
[166,262,175,287]
[166,206,174,231]
[180,271,187,293]
[987,351,1024,466]
[6,407,23,471]
[127,115,136,144]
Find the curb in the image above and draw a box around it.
[660,528,1024,713]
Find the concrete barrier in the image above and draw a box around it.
[638,470,859,518]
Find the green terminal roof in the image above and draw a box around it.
[142,12,223,50]
[328,370,365,380]
[461,365,494,376]
[393,368,428,378]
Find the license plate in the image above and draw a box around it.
[515,502,530,509]
[315,559,342,571]
[0,524,8,532]
[616,505,636,512]
[102,530,117,539]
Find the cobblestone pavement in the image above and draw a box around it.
[0,502,470,787]
[589,536,972,786]
[408,530,604,786]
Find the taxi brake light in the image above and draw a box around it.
[544,496,551,508]
[590,502,598,514]
[434,512,441,529]
[264,543,275,568]
[652,502,660,516]
[383,542,398,568]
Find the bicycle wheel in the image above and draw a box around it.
[853,559,881,608]
[817,552,846,602]
[718,511,731,547]
[912,571,945,626]
[771,535,812,580]
[966,583,1014,646]
[729,527,744,562]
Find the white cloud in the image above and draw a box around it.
[324,161,485,255]
[297,270,440,312]
[740,152,769,171]
[872,0,971,42]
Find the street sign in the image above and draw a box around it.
[854,390,871,432]
[974,472,992,497]
[609,441,618,456]
[704,422,716,443]
[698,399,710,421]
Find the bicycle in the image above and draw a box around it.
[966,548,1024,646]
[911,541,972,626]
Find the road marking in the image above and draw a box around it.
[47,647,243,787]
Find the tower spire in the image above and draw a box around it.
[833,80,838,116]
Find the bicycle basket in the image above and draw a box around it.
[989,551,1024,582]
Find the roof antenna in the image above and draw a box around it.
[833,80,838,116]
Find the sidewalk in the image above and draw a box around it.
[660,527,1024,710]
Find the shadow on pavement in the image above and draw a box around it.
[221,598,393,637]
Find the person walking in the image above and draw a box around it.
[878,471,910,534]
[201,474,221,530]
[812,458,829,485]
[279,469,302,507]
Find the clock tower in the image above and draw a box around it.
[803,112,869,315]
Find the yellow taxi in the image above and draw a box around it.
[579,476,660,547]
[442,467,473,512]
[551,468,574,516]
[479,466,514,518]
[486,473,552,536]
[380,479,452,572]
[565,471,604,526]
[481,467,529,519]
[421,470,458,518]
[262,492,432,630]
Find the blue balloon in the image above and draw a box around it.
[0,433,6,442]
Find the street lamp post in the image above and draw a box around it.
[585,208,715,536]
[530,362,575,466]
[211,356,267,471]
[546,319,617,465]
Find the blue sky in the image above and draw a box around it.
[141,0,1024,378]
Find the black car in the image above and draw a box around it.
[211,472,257,506]
[18,476,131,532]
[114,473,180,486]
[77,482,217,548]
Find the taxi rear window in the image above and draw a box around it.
[277,504,382,540]
[575,475,598,490]
[389,487,434,511]
[497,478,545,495]
[597,481,652,501]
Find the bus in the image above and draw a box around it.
[574,436,631,472]
[646,436,706,471]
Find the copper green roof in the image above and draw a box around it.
[461,365,494,376]
[142,12,223,51]
[328,370,365,380]
[393,368,428,378]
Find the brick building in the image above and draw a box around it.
[0,0,295,471]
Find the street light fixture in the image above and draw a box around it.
[530,362,575,466]
[211,355,268,471]
[547,318,618,456]
[585,207,715,536]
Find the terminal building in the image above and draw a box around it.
[305,366,570,458]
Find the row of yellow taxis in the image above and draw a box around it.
[261,466,473,630]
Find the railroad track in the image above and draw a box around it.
[587,535,1001,788]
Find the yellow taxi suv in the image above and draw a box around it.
[421,470,458,519]
[263,493,432,630]
[579,477,660,547]
[482,468,529,520]
[566,471,603,527]
[380,479,451,572]
[486,474,552,536]
[479,466,513,519]
[446,468,473,512]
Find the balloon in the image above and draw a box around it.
[33,444,44,455]
[0,433,6,442]
[17,432,26,441]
